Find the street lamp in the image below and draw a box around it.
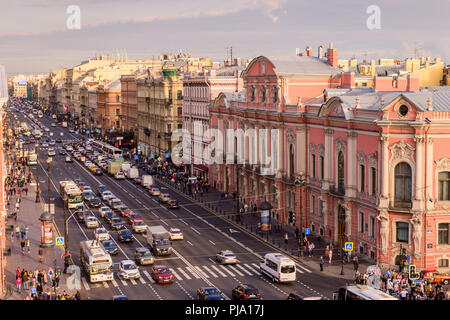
[46,157,52,213]
[35,143,40,203]
[295,172,306,257]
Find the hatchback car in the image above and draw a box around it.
[94,227,110,241]
[102,240,118,255]
[166,199,180,209]
[99,206,111,218]
[85,216,99,229]
[134,247,155,265]
[197,287,223,300]
[118,229,133,242]
[232,284,261,300]
[114,171,125,180]
[131,219,147,234]
[151,265,174,284]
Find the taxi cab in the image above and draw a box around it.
[216,250,238,264]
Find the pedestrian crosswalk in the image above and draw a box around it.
[80,262,312,291]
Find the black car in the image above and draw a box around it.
[76,209,85,222]
[118,229,133,242]
[104,211,117,223]
[56,138,62,143]
[232,284,261,300]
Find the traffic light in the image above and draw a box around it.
[288,211,293,223]
[292,213,296,224]
[409,265,419,280]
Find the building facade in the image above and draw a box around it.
[97,78,122,131]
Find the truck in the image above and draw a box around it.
[120,162,131,175]
[108,161,121,176]
[59,180,83,209]
[27,151,37,166]
[62,121,67,128]
[142,175,154,187]
[127,167,139,179]
[146,226,172,256]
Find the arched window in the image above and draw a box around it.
[338,151,345,193]
[250,86,255,102]
[272,86,278,103]
[261,86,266,103]
[289,144,295,178]
[439,172,450,201]
[395,162,412,207]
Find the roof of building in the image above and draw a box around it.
[106,77,121,90]
[215,65,246,77]
[269,56,342,76]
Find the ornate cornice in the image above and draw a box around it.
[388,141,415,162]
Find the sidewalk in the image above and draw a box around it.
[156,174,373,281]
[3,180,78,300]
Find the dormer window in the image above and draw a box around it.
[398,105,409,117]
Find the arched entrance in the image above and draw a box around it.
[337,206,346,247]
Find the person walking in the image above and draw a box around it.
[353,255,359,272]
[16,276,22,293]
[328,247,333,264]
[25,238,31,254]
[24,185,28,195]
[295,227,299,240]
[48,268,54,284]
[284,233,288,245]
[320,256,324,272]
[38,248,43,262]
[20,238,25,254]
[22,271,29,290]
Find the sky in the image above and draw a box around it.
[0,0,449,74]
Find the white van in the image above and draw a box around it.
[260,253,296,283]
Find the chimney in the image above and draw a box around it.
[327,42,338,67]
[306,46,312,57]
[425,57,430,69]
[340,72,355,88]
[370,60,376,77]
[318,46,323,59]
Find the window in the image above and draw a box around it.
[395,162,412,207]
[370,167,376,196]
[320,156,324,180]
[439,172,450,201]
[177,90,183,100]
[311,195,316,215]
[399,104,409,117]
[438,259,449,268]
[360,164,365,193]
[396,222,409,243]
[338,151,345,192]
[311,154,316,178]
[116,108,120,116]
[318,200,323,217]
[369,216,375,238]
[358,212,364,233]
[289,144,295,178]
[116,120,120,128]
[177,124,182,129]
[167,124,171,133]
[261,86,266,103]
[438,223,450,245]
[178,107,182,117]
[116,95,120,103]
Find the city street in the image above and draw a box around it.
[15,109,348,300]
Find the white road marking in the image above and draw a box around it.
[160,220,168,226]
[177,267,192,280]
[186,267,201,279]
[130,278,137,285]
[236,264,253,276]
[143,270,155,284]
[209,240,216,246]
[120,279,128,286]
[180,219,188,225]
[194,266,209,278]
[138,276,146,284]
[251,263,260,269]
[296,263,312,273]
[150,211,158,217]
[186,240,194,246]
[228,265,245,276]
[202,265,218,278]
[244,263,261,275]
[210,265,227,277]
[81,277,90,291]
[169,268,183,281]
[111,279,119,287]
[103,281,109,288]
[219,265,236,277]
[191,227,200,235]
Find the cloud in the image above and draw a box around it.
[252,0,287,22]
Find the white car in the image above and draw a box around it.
[114,171,125,180]
[47,148,56,156]
[118,260,141,280]
[42,142,49,147]
[216,250,238,264]
[101,191,114,201]
[169,228,183,240]
[99,206,111,218]
[69,129,75,133]
[159,193,171,203]
[150,187,161,196]
[94,227,110,241]
[51,123,56,127]
[66,145,73,152]
[85,216,99,229]
[44,128,50,132]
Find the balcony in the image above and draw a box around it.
[329,185,345,197]
[282,174,296,184]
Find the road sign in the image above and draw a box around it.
[344,242,354,251]
[55,237,64,246]
[86,130,90,134]
[134,155,138,160]
[75,131,79,134]
[304,228,310,235]
[150,154,155,159]
[413,280,424,285]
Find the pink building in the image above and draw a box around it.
[183,64,244,177]
[210,44,450,271]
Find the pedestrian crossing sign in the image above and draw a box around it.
[344,242,353,251]
[56,237,64,246]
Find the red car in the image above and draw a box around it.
[120,207,133,218]
[127,213,141,224]
[151,265,174,284]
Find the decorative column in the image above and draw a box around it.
[413,136,425,212]
[297,125,306,175]
[426,137,434,210]
[323,128,334,190]
[346,131,357,197]
[379,135,390,209]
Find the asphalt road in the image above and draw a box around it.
[14,108,347,300]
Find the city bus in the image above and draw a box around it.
[59,180,83,209]
[80,240,114,283]
[92,140,123,158]
[27,151,37,166]
[333,285,397,300]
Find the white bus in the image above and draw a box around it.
[38,110,43,118]
[80,240,114,283]
[333,285,397,300]
[59,180,83,209]
[92,140,123,158]
[27,151,37,166]
[260,253,296,283]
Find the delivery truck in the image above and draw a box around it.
[127,167,139,179]
[142,175,154,187]
[120,161,131,175]
[108,161,121,176]
[146,226,172,256]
